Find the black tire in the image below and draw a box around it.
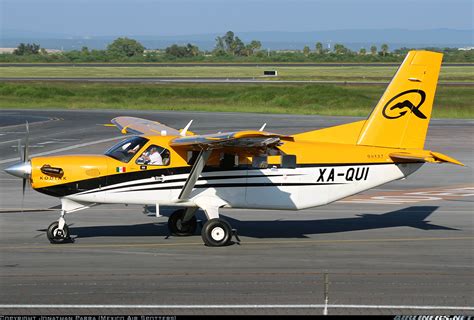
[168,209,197,236]
[201,218,232,247]
[46,221,70,244]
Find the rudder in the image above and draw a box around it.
[357,50,443,149]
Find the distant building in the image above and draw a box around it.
[458,47,474,51]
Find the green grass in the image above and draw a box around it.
[1,66,473,82]
[0,82,472,118]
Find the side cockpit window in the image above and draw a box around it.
[136,145,170,166]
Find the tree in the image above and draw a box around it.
[359,48,367,55]
[185,43,200,56]
[107,37,145,57]
[315,42,323,54]
[165,43,201,58]
[248,40,262,55]
[333,43,349,54]
[13,43,41,55]
[213,36,227,56]
[231,36,246,56]
[223,31,235,54]
[303,46,311,56]
[215,36,225,51]
[370,45,377,55]
[381,43,389,56]
[243,40,262,56]
[214,31,262,57]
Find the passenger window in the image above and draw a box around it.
[136,145,170,166]
[187,151,200,165]
[220,153,238,169]
[252,155,268,169]
[281,155,297,168]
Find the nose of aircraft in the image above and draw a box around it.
[4,161,32,179]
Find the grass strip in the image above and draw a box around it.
[0,82,472,119]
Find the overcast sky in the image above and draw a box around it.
[1,0,473,37]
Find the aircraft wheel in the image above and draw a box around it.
[46,221,70,244]
[201,218,232,247]
[168,209,197,236]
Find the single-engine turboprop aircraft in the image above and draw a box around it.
[4,51,464,246]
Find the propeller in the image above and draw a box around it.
[4,121,32,206]
[22,121,30,198]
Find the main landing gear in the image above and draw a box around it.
[167,207,235,247]
[46,211,71,244]
[168,208,198,236]
[201,218,232,247]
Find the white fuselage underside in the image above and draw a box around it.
[66,163,422,211]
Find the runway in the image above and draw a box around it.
[1,77,472,86]
[0,63,472,67]
[0,109,473,315]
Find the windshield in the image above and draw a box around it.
[104,136,149,163]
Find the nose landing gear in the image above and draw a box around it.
[46,211,71,244]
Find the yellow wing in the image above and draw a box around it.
[169,130,293,153]
[111,116,183,136]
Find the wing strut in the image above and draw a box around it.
[178,149,212,201]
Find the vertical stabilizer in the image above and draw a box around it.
[357,51,443,149]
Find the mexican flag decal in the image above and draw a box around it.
[116,167,126,173]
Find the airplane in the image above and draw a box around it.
[4,50,464,247]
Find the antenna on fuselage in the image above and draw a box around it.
[259,123,267,131]
[180,120,193,136]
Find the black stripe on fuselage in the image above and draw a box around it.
[77,173,303,195]
[113,182,345,193]
[35,162,412,197]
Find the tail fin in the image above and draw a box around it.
[357,50,443,149]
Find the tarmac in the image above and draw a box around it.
[0,63,472,67]
[0,109,473,315]
[0,77,472,86]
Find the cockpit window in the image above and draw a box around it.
[136,145,170,166]
[104,136,149,163]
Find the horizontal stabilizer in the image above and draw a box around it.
[389,150,464,166]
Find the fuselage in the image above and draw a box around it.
[28,135,424,210]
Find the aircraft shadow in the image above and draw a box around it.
[223,206,458,239]
[48,205,457,240]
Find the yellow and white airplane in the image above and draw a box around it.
[4,50,463,246]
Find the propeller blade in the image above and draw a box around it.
[22,177,27,196]
[24,121,29,163]
[22,121,30,213]
[17,139,23,162]
[21,177,27,212]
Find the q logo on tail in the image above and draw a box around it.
[382,89,427,119]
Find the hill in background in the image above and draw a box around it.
[1,28,472,51]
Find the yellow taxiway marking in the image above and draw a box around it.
[1,236,473,251]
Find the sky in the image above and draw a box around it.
[1,0,473,37]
